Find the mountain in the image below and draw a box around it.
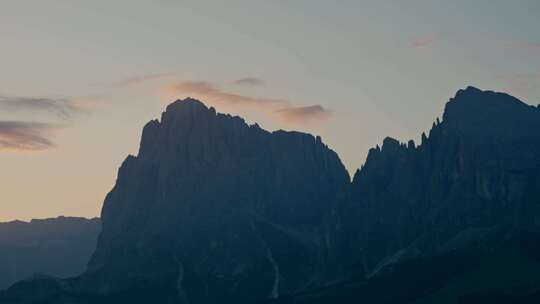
[1,87,540,303]
[83,98,350,303]
[292,86,540,303]
[0,216,100,290]
[0,99,350,303]
[341,86,540,271]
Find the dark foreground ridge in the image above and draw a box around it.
[2,87,540,303]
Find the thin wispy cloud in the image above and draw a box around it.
[162,81,287,108]
[411,33,540,53]
[412,34,439,49]
[504,41,540,52]
[106,73,175,88]
[275,105,333,125]
[0,96,86,119]
[162,80,333,126]
[0,121,61,152]
[233,77,265,86]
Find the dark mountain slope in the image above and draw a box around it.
[297,86,540,303]
[342,86,540,270]
[73,98,348,303]
[0,217,100,289]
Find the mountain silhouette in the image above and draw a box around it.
[87,98,350,303]
[339,86,540,273]
[0,217,100,290]
[1,87,539,303]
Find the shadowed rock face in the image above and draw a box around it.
[340,86,540,273]
[2,88,540,304]
[0,217,100,290]
[85,98,350,303]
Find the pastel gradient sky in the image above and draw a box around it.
[1,0,539,221]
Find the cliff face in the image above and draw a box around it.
[86,99,350,302]
[2,88,540,304]
[0,217,100,289]
[343,86,540,272]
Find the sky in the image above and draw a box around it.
[1,0,539,221]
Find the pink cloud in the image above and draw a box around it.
[161,81,333,126]
[504,41,540,52]
[412,34,439,49]
[274,105,333,125]
[0,121,61,152]
[0,96,86,119]
[161,81,287,109]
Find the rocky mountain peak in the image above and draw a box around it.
[166,97,209,111]
[162,98,217,124]
[381,137,403,151]
[345,86,540,281]
[442,87,540,139]
[87,98,350,302]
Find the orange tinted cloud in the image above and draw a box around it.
[412,34,439,49]
[162,81,333,126]
[275,105,333,125]
[504,41,540,53]
[161,81,287,109]
[0,121,61,151]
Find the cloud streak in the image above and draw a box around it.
[0,96,85,119]
[162,81,287,108]
[504,41,540,52]
[412,34,439,49]
[233,77,265,86]
[106,73,175,88]
[0,121,61,151]
[275,105,333,124]
[162,80,333,126]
